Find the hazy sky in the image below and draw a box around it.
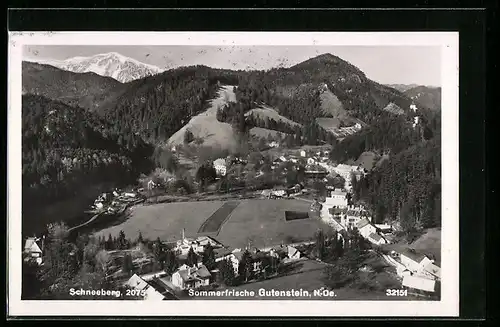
[23,45,441,86]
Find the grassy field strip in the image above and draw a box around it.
[198,201,241,234]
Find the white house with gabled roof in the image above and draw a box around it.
[24,237,44,265]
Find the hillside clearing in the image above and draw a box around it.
[319,89,348,119]
[167,85,238,150]
[410,227,441,264]
[355,151,379,171]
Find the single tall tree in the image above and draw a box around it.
[202,244,216,270]
[186,247,198,267]
[122,254,134,277]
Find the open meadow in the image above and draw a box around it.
[92,199,331,248]
[93,201,225,242]
[216,199,331,249]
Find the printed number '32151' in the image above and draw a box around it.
[386,289,408,296]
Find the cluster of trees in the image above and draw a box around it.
[151,237,179,274]
[216,249,280,286]
[22,95,155,212]
[23,223,142,300]
[315,228,374,289]
[352,137,441,230]
[195,162,217,192]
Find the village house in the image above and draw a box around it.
[356,218,377,239]
[125,274,166,300]
[287,246,302,260]
[24,237,44,265]
[215,248,244,274]
[307,157,316,165]
[367,232,387,245]
[147,179,158,190]
[287,183,303,195]
[422,262,441,281]
[174,230,224,255]
[300,150,306,157]
[270,188,287,199]
[324,188,348,208]
[374,223,393,234]
[171,263,211,290]
[268,141,280,148]
[213,158,227,177]
[398,248,434,275]
[341,206,371,229]
[269,246,288,260]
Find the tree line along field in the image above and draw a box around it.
[92,199,330,249]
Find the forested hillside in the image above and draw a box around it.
[78,54,424,150]
[353,137,441,229]
[21,53,441,232]
[99,66,242,143]
[22,94,154,234]
[404,86,442,111]
[22,61,124,110]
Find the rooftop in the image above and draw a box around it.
[368,233,383,242]
[399,248,428,263]
[176,264,212,282]
[356,218,371,229]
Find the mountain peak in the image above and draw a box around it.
[29,52,164,83]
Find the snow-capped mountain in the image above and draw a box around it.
[29,52,164,83]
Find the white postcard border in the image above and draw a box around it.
[8,32,459,317]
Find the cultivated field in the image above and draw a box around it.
[216,199,331,249]
[198,201,240,234]
[93,199,331,248]
[93,201,225,242]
